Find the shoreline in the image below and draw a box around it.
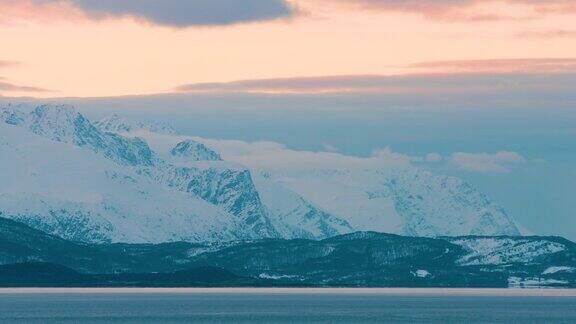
[1,287,576,296]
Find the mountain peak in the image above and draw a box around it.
[23,104,154,167]
[94,114,133,133]
[171,139,222,161]
[31,104,84,128]
[95,114,177,135]
[27,104,92,144]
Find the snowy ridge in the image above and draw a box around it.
[24,105,154,167]
[257,168,520,237]
[154,164,278,238]
[95,114,176,135]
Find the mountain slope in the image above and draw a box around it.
[0,106,262,243]
[93,113,345,239]
[157,164,279,238]
[252,168,520,237]
[0,217,573,287]
[251,171,353,238]
[0,262,260,287]
[0,216,206,273]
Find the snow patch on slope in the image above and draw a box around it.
[450,237,566,266]
[542,266,575,275]
[508,276,568,288]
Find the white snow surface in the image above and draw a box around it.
[542,266,575,275]
[258,273,301,280]
[412,270,431,278]
[508,276,568,288]
[451,237,566,266]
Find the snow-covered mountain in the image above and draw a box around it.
[130,126,521,238]
[260,168,520,237]
[0,104,521,244]
[0,106,257,243]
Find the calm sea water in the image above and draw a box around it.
[1,289,575,323]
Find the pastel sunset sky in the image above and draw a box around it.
[0,1,575,239]
[1,0,576,97]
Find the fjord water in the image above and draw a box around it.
[1,289,575,323]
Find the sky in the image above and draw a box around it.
[0,0,576,97]
[0,0,574,238]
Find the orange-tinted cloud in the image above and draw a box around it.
[517,30,576,39]
[177,75,424,94]
[0,78,50,93]
[0,60,19,67]
[176,58,576,95]
[0,59,50,93]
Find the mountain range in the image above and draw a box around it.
[0,103,521,244]
[0,103,574,288]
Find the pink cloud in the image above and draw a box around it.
[0,0,87,25]
[330,0,576,21]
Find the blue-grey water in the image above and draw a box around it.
[1,289,575,323]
